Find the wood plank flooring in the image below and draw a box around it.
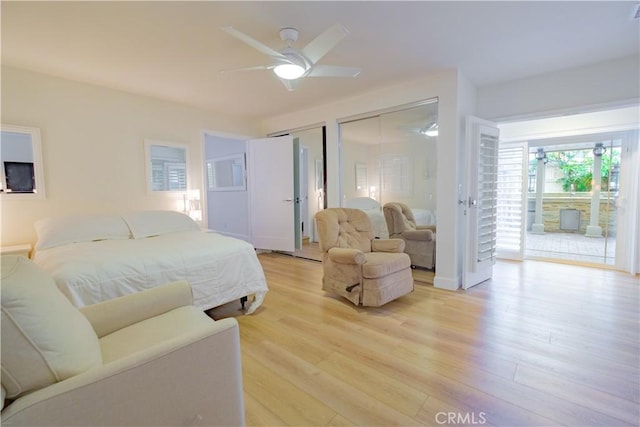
[208,253,640,427]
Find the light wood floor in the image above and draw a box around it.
[209,253,640,427]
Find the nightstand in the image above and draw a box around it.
[1,243,32,258]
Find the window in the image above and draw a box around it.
[144,140,188,193]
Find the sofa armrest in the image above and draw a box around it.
[328,247,365,265]
[416,225,437,232]
[80,280,193,338]
[372,238,405,253]
[1,318,244,427]
[402,229,434,241]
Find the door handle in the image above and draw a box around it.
[283,198,293,202]
[469,197,477,207]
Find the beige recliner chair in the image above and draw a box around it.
[383,202,436,270]
[1,255,245,427]
[315,208,414,307]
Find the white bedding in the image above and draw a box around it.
[33,230,268,314]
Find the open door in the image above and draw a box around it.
[463,116,500,289]
[248,135,295,252]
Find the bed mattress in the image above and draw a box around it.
[33,230,268,314]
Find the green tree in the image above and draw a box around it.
[545,148,620,192]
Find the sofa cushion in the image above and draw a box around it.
[99,305,215,364]
[1,256,102,399]
[361,252,411,278]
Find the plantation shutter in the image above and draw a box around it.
[496,143,527,260]
[166,163,186,191]
[476,132,499,265]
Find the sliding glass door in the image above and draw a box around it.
[497,135,624,266]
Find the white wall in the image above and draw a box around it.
[499,105,640,142]
[477,55,640,121]
[1,66,260,245]
[261,69,466,290]
[204,134,250,242]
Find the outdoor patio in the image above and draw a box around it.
[526,231,616,265]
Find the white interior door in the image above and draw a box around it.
[463,116,500,289]
[248,135,295,252]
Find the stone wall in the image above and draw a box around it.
[528,193,617,236]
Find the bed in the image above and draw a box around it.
[344,197,436,239]
[32,211,268,314]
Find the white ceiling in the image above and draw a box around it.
[2,1,638,119]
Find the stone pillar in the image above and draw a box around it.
[531,148,546,234]
[585,143,604,237]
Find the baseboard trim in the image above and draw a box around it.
[434,275,460,291]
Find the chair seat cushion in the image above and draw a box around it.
[361,252,410,278]
[1,256,102,400]
[99,305,215,364]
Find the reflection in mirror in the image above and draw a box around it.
[144,140,188,192]
[339,99,438,239]
[288,126,325,262]
[0,124,46,198]
[207,154,246,191]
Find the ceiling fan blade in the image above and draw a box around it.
[278,77,300,92]
[222,26,287,60]
[219,64,273,74]
[302,23,349,64]
[307,65,361,78]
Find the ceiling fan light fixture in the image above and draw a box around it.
[420,123,439,137]
[274,63,306,80]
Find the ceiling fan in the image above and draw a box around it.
[399,121,439,138]
[221,23,361,91]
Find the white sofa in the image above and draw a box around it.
[1,255,245,426]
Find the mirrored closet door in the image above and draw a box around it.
[338,99,438,240]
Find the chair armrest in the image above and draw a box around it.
[1,318,245,427]
[328,247,365,265]
[372,238,406,253]
[402,229,435,241]
[417,224,436,232]
[80,280,193,338]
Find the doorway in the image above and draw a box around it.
[496,105,639,273]
[268,126,326,262]
[523,138,621,266]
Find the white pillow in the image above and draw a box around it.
[1,256,102,399]
[122,210,199,239]
[35,214,132,250]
